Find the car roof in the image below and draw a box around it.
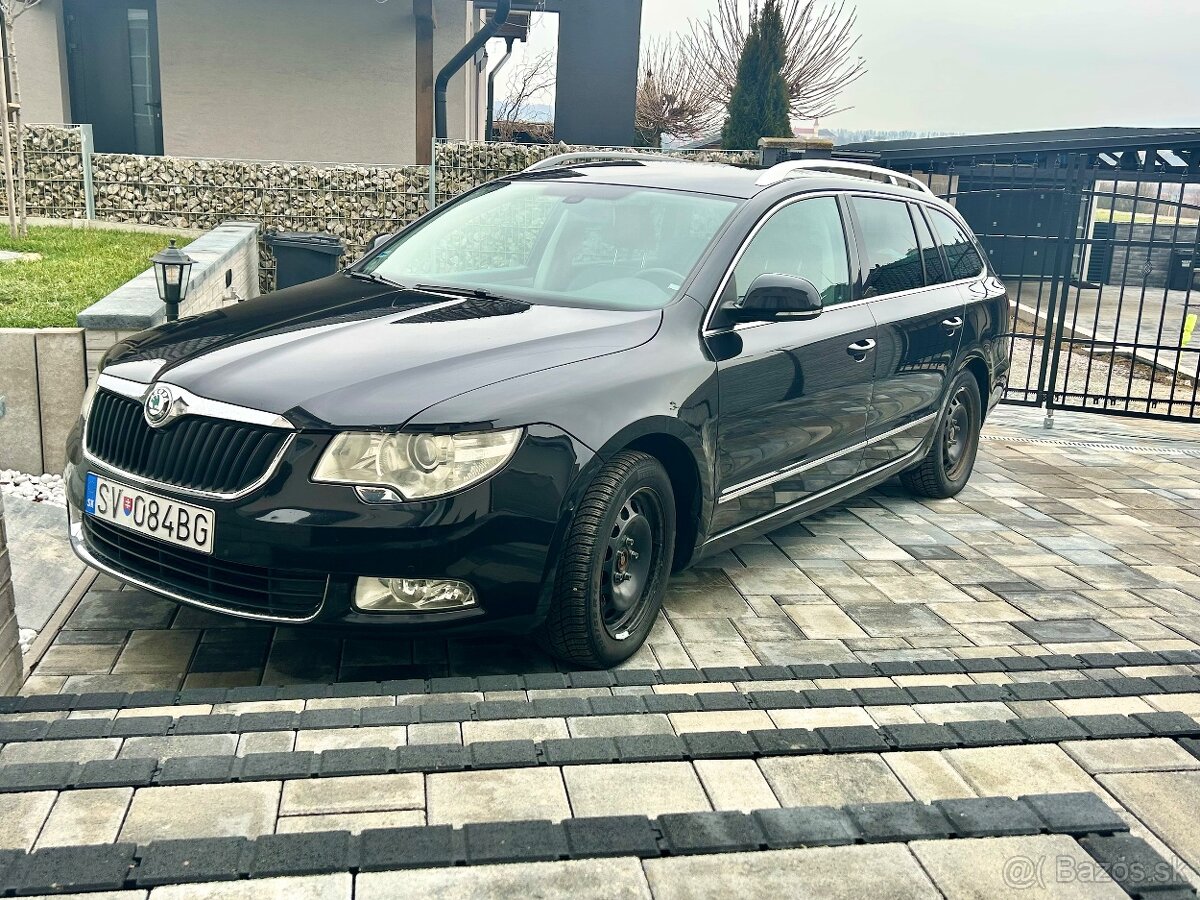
[505,159,944,205]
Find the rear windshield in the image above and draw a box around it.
[362,180,739,310]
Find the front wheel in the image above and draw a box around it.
[536,451,675,668]
[900,372,982,499]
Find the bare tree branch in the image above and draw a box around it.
[2,0,44,21]
[684,0,866,122]
[494,50,556,126]
[635,37,720,146]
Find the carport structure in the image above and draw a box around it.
[417,0,643,156]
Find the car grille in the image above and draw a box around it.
[86,389,289,495]
[83,515,327,620]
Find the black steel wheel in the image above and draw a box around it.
[537,451,675,668]
[901,371,982,499]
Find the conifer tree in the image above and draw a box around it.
[721,0,793,150]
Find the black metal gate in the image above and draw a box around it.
[887,153,1200,423]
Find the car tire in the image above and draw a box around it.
[901,371,982,500]
[537,450,676,668]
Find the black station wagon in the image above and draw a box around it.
[67,154,1010,667]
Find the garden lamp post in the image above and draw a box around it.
[152,240,194,322]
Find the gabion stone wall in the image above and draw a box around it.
[92,154,431,290]
[0,124,87,219]
[433,140,760,205]
[6,130,761,290]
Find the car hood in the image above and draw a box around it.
[101,274,663,428]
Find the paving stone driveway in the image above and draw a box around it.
[20,408,1200,694]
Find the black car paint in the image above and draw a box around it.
[67,163,1010,632]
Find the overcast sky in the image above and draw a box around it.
[506,0,1200,135]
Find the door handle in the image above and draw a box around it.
[943,316,964,333]
[846,338,876,360]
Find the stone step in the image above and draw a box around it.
[9,649,1200,715]
[1,793,1182,899]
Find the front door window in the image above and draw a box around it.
[725,196,852,307]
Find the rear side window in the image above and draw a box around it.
[852,197,924,297]
[911,206,948,284]
[928,208,985,280]
[728,196,852,306]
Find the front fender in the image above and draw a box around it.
[408,340,720,593]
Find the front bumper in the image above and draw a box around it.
[66,421,593,631]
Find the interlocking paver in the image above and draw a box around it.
[943,745,1102,799]
[693,759,780,811]
[151,873,352,900]
[118,782,283,843]
[275,810,425,834]
[643,844,938,899]
[1062,737,1200,773]
[883,751,977,801]
[1100,770,1200,871]
[279,773,423,817]
[358,858,651,900]
[563,762,710,818]
[758,753,911,807]
[0,790,56,850]
[35,788,132,848]
[426,767,570,825]
[911,835,1127,899]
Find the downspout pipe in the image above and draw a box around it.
[435,0,512,141]
[485,37,516,141]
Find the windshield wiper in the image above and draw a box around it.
[415,283,520,303]
[345,270,406,289]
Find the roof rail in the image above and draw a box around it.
[755,159,934,194]
[522,151,701,173]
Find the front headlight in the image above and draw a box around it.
[312,428,523,500]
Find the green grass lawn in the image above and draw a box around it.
[0,225,194,328]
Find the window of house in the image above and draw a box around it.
[727,197,852,307]
[928,208,985,280]
[853,197,925,297]
[911,206,949,285]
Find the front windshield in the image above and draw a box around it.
[362,180,739,310]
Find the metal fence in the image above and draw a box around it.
[889,155,1200,423]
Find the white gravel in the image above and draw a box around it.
[1,469,66,507]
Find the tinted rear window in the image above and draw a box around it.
[928,208,985,280]
[853,197,924,297]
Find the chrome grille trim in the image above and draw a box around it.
[84,377,297,501]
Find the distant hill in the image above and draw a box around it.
[497,103,554,124]
[824,128,960,146]
[674,126,961,151]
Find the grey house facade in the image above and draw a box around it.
[16,0,644,166]
[20,0,492,165]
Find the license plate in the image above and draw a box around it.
[85,473,215,554]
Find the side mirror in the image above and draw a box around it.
[370,232,396,251]
[724,273,823,323]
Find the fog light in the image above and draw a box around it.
[353,577,477,613]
